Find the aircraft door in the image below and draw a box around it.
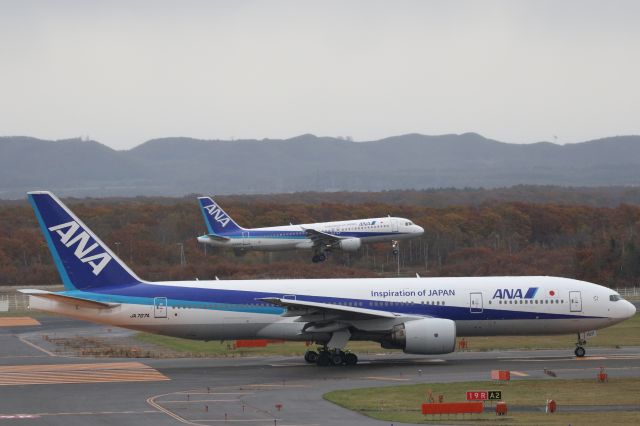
[154,297,168,318]
[242,231,250,245]
[391,219,399,232]
[470,292,483,313]
[569,291,582,312]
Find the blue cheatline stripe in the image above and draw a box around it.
[219,231,403,239]
[66,285,603,321]
[524,287,539,299]
[29,195,75,291]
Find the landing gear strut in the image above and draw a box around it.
[392,240,399,256]
[575,333,587,357]
[305,346,358,366]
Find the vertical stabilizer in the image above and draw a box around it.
[197,196,244,235]
[28,191,143,291]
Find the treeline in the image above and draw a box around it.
[0,195,639,288]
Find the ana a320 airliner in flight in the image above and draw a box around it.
[196,196,424,263]
[21,192,635,366]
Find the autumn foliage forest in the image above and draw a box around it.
[1,187,639,288]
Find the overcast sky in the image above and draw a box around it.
[1,0,639,150]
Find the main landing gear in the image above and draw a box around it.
[311,251,329,263]
[575,333,587,357]
[304,347,358,366]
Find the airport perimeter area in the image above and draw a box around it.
[0,312,638,426]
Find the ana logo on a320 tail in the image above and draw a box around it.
[204,204,230,227]
[48,221,112,275]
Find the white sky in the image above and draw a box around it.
[1,0,639,150]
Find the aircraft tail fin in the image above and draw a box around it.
[28,191,143,291]
[197,196,243,235]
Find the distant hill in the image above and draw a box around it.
[1,133,639,198]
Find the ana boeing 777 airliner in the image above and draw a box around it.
[196,196,424,262]
[21,192,635,366]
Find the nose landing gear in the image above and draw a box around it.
[575,333,587,357]
[392,240,399,256]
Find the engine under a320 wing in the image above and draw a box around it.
[381,317,457,354]
[338,237,362,251]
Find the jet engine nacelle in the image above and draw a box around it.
[338,238,361,252]
[340,238,362,251]
[386,318,456,355]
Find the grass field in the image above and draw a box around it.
[324,378,640,425]
[135,313,639,357]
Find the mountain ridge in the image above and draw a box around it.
[1,133,639,199]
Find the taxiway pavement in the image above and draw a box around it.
[1,316,639,425]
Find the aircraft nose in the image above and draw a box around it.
[625,300,637,318]
[415,225,424,235]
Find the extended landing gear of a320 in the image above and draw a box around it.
[575,334,587,357]
[311,250,329,263]
[392,240,399,256]
[304,347,358,366]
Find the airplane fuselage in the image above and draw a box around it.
[28,276,635,343]
[197,217,422,251]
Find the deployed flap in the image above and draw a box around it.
[302,228,343,246]
[258,297,399,319]
[19,289,119,309]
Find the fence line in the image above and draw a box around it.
[615,287,640,298]
[0,293,29,312]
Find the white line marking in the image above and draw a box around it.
[18,336,57,357]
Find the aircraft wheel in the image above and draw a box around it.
[304,350,319,363]
[392,249,399,256]
[312,255,319,263]
[344,352,358,366]
[330,352,344,366]
[575,346,586,357]
[316,352,331,366]
[318,253,327,262]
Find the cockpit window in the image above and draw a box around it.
[609,294,623,302]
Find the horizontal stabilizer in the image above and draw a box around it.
[19,289,119,309]
[206,234,230,242]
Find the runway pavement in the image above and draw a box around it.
[1,316,639,425]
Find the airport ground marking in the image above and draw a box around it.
[362,376,411,381]
[0,410,158,419]
[17,336,57,357]
[147,392,201,426]
[188,420,282,423]
[0,361,169,386]
[0,317,40,327]
[160,399,240,403]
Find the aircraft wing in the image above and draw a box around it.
[19,289,120,309]
[302,228,343,247]
[258,297,417,334]
[258,297,399,320]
